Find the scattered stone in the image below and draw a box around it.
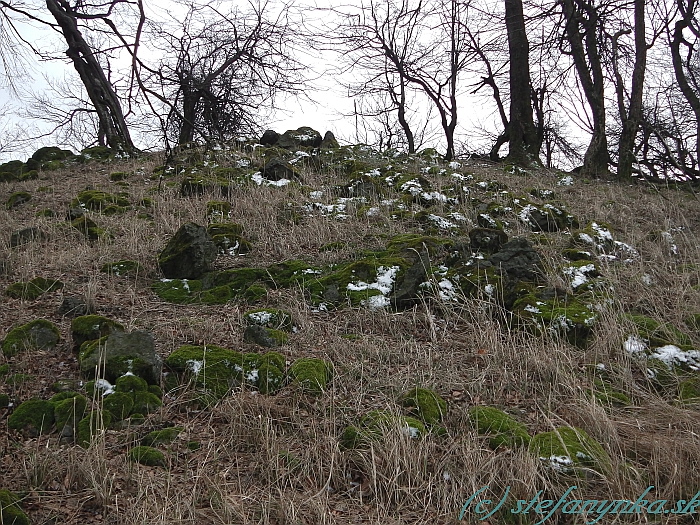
[2,319,60,357]
[10,226,48,247]
[529,426,610,474]
[158,222,217,279]
[469,228,508,254]
[489,237,543,281]
[320,130,339,149]
[243,325,289,348]
[6,191,31,209]
[5,276,63,300]
[78,330,161,384]
[58,296,93,317]
[0,489,29,525]
[261,157,302,182]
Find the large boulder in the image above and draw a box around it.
[79,330,162,384]
[158,222,217,279]
[259,129,280,146]
[488,237,543,282]
[277,127,323,149]
[320,130,339,149]
[260,157,302,182]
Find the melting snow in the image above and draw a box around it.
[624,335,647,354]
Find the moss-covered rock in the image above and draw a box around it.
[71,314,125,352]
[2,319,60,357]
[80,146,115,160]
[115,374,149,393]
[468,406,531,449]
[100,260,144,277]
[77,410,113,448]
[6,191,31,209]
[8,398,56,437]
[207,222,252,255]
[102,392,135,420]
[109,171,130,181]
[6,276,63,300]
[398,387,447,425]
[141,426,183,446]
[129,445,167,467]
[570,221,615,252]
[165,344,245,399]
[529,427,611,473]
[339,410,427,450]
[512,290,598,348]
[53,394,88,438]
[243,325,289,347]
[0,489,29,525]
[625,313,694,349]
[71,189,130,214]
[206,200,231,221]
[0,394,9,408]
[288,357,333,395]
[71,215,106,240]
[151,278,204,304]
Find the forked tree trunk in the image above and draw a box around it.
[46,0,136,153]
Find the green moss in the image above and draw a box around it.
[81,146,114,160]
[149,384,163,397]
[6,191,31,209]
[18,170,38,181]
[684,313,700,332]
[132,392,163,414]
[0,364,9,375]
[625,313,694,349]
[206,200,231,220]
[77,410,113,448]
[512,292,598,348]
[152,278,203,304]
[339,410,427,450]
[71,215,106,240]
[398,387,447,425]
[54,395,88,434]
[115,374,149,393]
[100,260,143,277]
[103,392,134,420]
[141,426,183,446]
[2,319,60,357]
[6,373,32,385]
[8,398,56,436]
[589,379,631,407]
[0,171,18,183]
[0,489,29,525]
[678,377,700,403]
[468,406,531,449]
[165,344,245,399]
[32,146,74,163]
[386,234,454,256]
[6,277,63,300]
[129,445,167,467]
[529,427,611,473]
[71,315,124,355]
[288,358,333,395]
[0,394,9,408]
[207,222,252,255]
[71,189,130,214]
[187,441,200,450]
[242,284,267,302]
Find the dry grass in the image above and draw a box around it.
[1,148,700,524]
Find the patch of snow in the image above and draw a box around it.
[541,455,573,470]
[557,175,574,186]
[309,190,323,199]
[247,311,273,324]
[624,335,647,354]
[483,284,495,296]
[448,161,461,169]
[187,360,203,376]
[524,304,541,314]
[651,345,700,370]
[427,214,457,230]
[246,369,259,382]
[94,379,115,396]
[641,274,653,285]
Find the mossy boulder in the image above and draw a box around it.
[129,445,167,467]
[398,387,447,425]
[0,394,9,408]
[570,221,615,252]
[339,410,426,450]
[243,325,289,347]
[152,278,204,304]
[277,126,323,149]
[115,374,149,393]
[512,290,597,348]
[8,398,56,437]
[102,392,135,420]
[31,145,74,163]
[6,191,31,209]
[529,427,611,474]
[517,202,578,232]
[71,314,125,352]
[71,189,130,214]
[206,200,231,221]
[2,319,60,357]
[132,391,162,415]
[468,406,531,450]
[100,260,144,277]
[78,330,161,384]
[10,226,48,247]
[207,222,252,255]
[165,344,245,399]
[77,410,113,448]
[0,489,29,525]
[71,215,106,240]
[158,222,218,279]
[109,171,129,181]
[288,358,333,395]
[141,426,183,446]
[625,313,694,350]
[53,394,88,439]
[80,146,115,160]
[6,277,63,300]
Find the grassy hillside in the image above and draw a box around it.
[1,138,700,524]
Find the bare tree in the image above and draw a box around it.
[142,0,305,149]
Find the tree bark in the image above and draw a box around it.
[560,0,610,176]
[46,0,136,153]
[504,0,540,165]
[616,0,646,178]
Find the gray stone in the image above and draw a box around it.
[391,250,431,309]
[277,127,323,149]
[158,222,217,279]
[243,325,287,348]
[320,130,339,149]
[260,129,279,146]
[58,297,93,317]
[489,237,543,282]
[469,228,508,254]
[79,330,162,384]
[261,157,302,182]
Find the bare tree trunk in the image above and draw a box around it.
[504,0,540,165]
[671,0,700,165]
[560,0,610,176]
[616,0,646,178]
[46,0,136,153]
